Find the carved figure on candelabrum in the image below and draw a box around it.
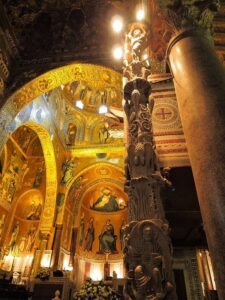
[124,23,150,80]
[123,220,174,300]
[124,79,166,221]
[123,79,176,299]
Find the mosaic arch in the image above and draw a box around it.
[64,162,125,226]
[16,122,57,234]
[0,63,122,152]
[65,161,124,196]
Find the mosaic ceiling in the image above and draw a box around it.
[2,0,128,61]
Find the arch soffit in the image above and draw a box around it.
[66,161,124,194]
[20,122,57,234]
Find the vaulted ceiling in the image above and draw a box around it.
[0,0,132,96]
[1,0,224,100]
[2,0,125,61]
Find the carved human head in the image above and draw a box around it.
[131,27,142,38]
[131,89,140,106]
[143,224,152,242]
[134,265,144,277]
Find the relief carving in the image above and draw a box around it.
[123,23,151,80]
[155,0,220,33]
[123,220,174,300]
[124,79,168,222]
[123,78,176,298]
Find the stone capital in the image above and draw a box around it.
[155,0,220,33]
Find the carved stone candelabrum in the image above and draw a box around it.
[123,78,176,300]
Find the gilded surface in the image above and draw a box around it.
[60,162,127,260]
[24,122,57,234]
[0,63,122,153]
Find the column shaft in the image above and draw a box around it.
[51,225,63,270]
[168,28,225,300]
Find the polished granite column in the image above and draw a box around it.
[168,27,225,300]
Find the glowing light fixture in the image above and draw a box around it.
[112,46,123,60]
[98,104,108,114]
[75,100,84,110]
[136,8,145,21]
[111,16,123,33]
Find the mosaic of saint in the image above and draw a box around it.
[90,187,126,212]
[0,148,26,203]
[98,219,118,254]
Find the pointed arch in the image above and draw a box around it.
[19,122,57,234]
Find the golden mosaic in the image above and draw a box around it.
[0,63,122,153]
[24,122,57,234]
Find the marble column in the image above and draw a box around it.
[154,1,225,298]
[51,224,63,270]
[168,28,225,300]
